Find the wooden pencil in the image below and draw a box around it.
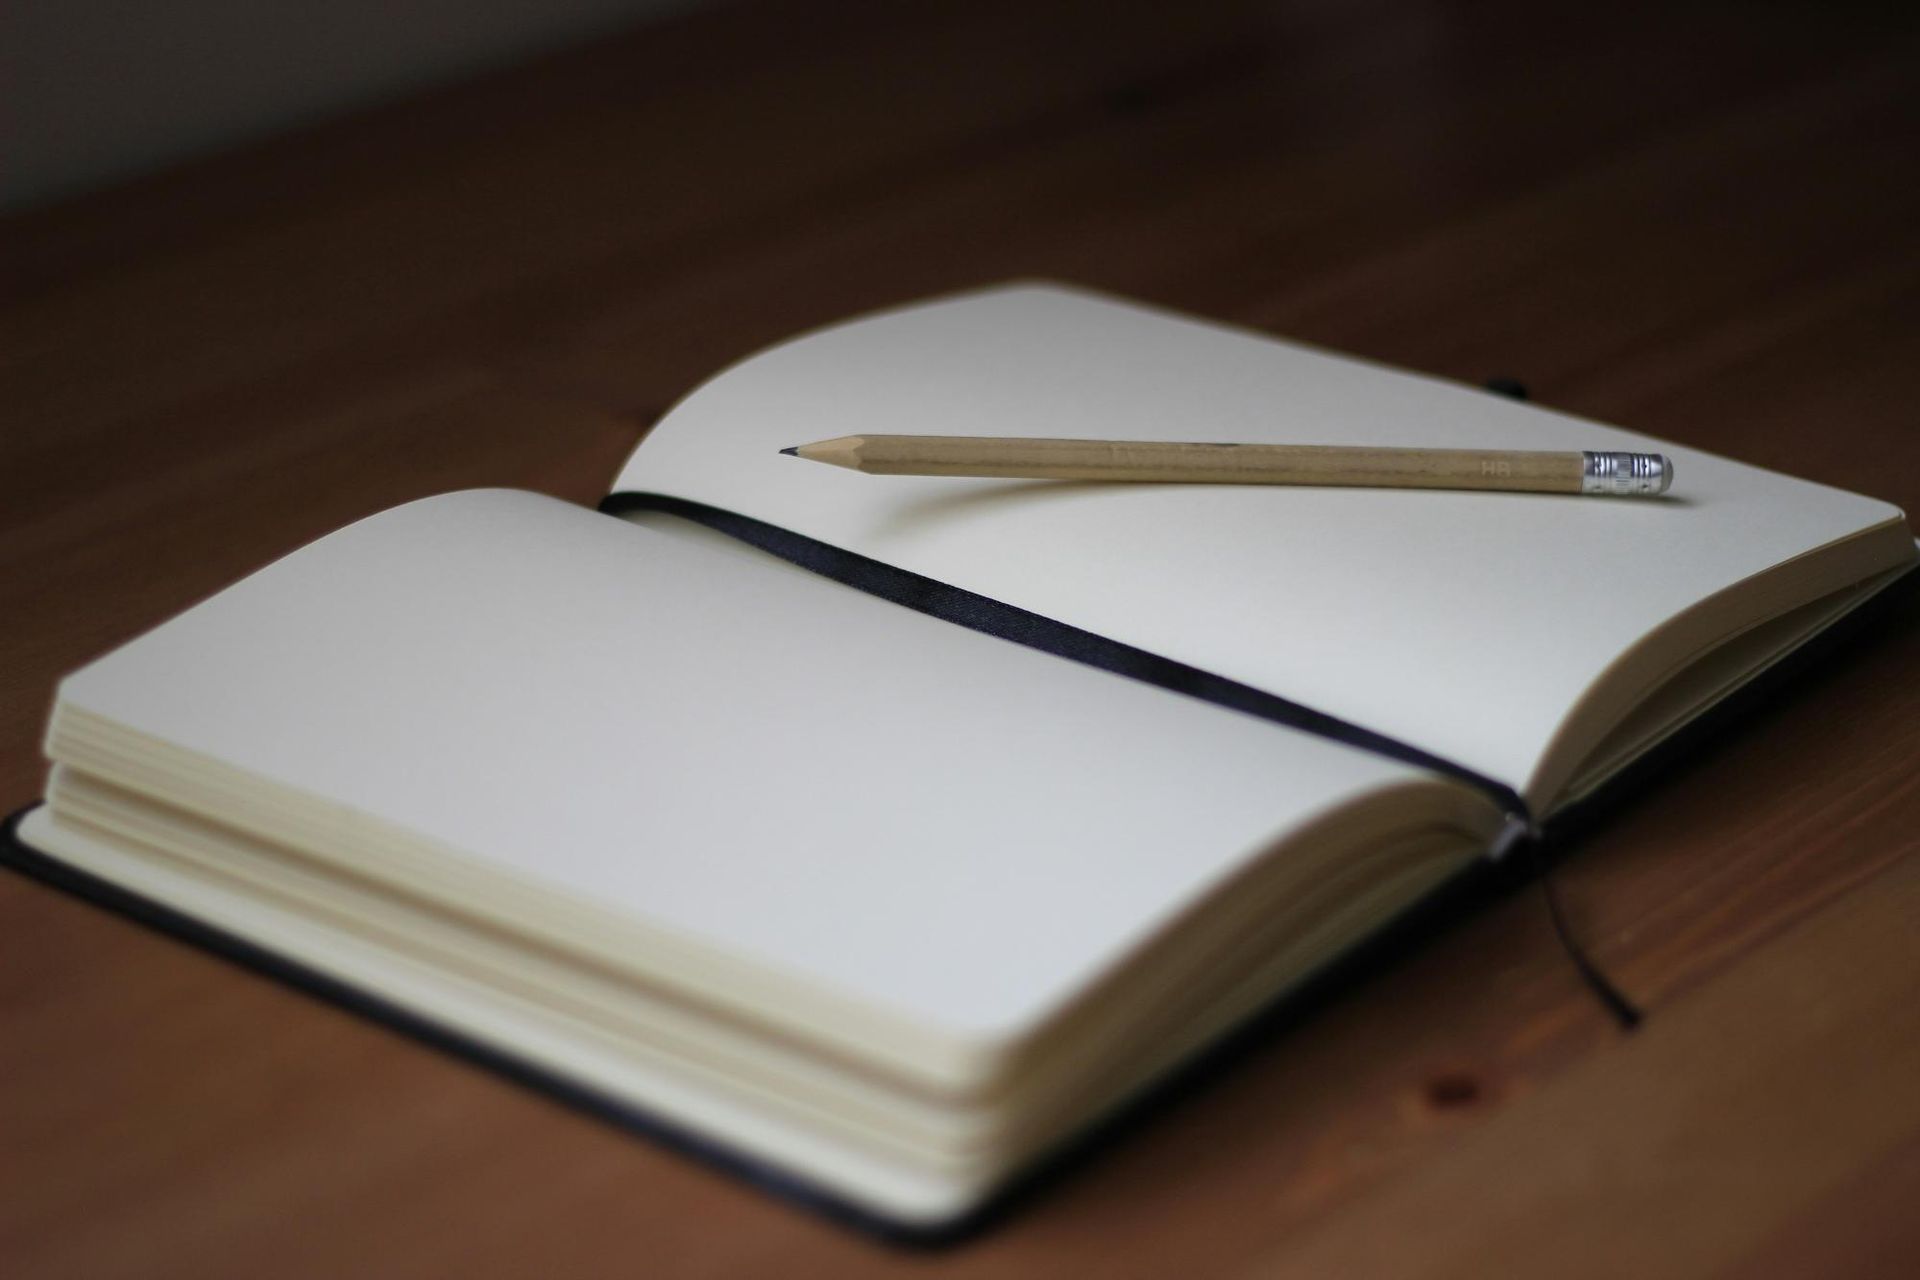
[780,435,1674,496]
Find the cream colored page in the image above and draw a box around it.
[611,283,1906,803]
[55,489,1438,1042]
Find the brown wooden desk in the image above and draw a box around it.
[4,2,1918,1274]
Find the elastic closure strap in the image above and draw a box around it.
[602,491,1529,817]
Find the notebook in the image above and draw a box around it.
[12,283,1915,1238]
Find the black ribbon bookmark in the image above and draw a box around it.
[598,487,1642,1032]
[1537,848,1644,1030]
[1492,817,1642,1030]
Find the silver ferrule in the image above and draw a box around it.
[1581,451,1673,496]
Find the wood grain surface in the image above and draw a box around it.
[3,1,1918,1275]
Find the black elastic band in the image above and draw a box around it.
[601,491,1528,818]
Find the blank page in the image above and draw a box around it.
[54,490,1441,1049]
[612,283,1909,803]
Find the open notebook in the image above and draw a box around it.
[13,284,1915,1237]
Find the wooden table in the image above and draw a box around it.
[4,2,1918,1274]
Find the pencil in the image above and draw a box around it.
[779,435,1674,496]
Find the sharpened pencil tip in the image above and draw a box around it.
[779,446,798,456]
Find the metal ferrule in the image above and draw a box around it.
[1581,451,1673,496]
